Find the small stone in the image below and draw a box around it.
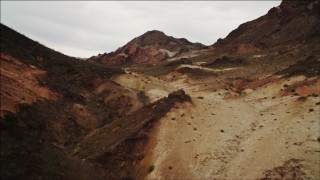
[220,129,225,133]
[243,89,254,94]
[148,165,155,173]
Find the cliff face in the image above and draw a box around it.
[88,30,206,65]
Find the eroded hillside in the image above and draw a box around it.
[1,0,320,179]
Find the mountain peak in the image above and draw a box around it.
[130,30,173,47]
[143,30,166,36]
[89,30,206,65]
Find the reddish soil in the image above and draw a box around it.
[0,53,58,117]
[281,77,320,97]
[232,75,279,93]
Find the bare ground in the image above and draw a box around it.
[123,66,320,179]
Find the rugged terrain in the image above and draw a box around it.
[1,0,320,179]
[88,30,206,65]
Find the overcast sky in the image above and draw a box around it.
[1,1,281,58]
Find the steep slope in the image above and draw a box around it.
[211,0,320,54]
[88,30,206,65]
[0,53,58,117]
[0,24,130,119]
[0,23,195,179]
[0,24,119,178]
[1,24,178,179]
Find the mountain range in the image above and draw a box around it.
[1,0,319,179]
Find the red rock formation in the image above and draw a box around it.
[88,30,206,65]
[232,76,278,92]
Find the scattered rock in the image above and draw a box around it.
[260,159,306,179]
[148,165,155,173]
[293,142,303,146]
[243,88,254,94]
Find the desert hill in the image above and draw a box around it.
[1,24,188,179]
[88,30,206,65]
[211,0,320,54]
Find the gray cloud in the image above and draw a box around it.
[1,1,281,58]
